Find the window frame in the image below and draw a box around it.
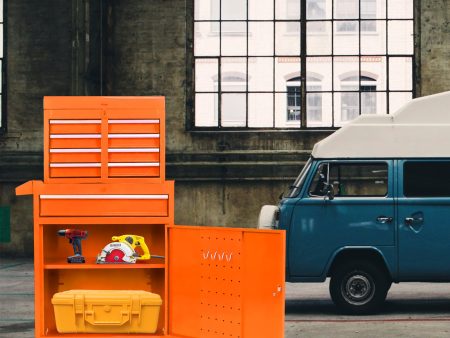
[189,0,418,131]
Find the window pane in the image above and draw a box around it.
[249,0,273,20]
[222,0,246,20]
[307,92,332,127]
[275,92,301,128]
[334,22,359,55]
[307,57,332,91]
[388,0,413,19]
[276,0,300,20]
[361,22,386,55]
[248,93,274,127]
[275,22,301,56]
[361,56,386,90]
[221,58,247,92]
[248,22,274,56]
[275,57,300,92]
[221,93,246,127]
[310,163,388,197]
[389,57,412,91]
[195,0,219,20]
[307,0,331,20]
[334,57,359,91]
[361,0,377,19]
[221,22,247,56]
[334,0,359,19]
[195,59,218,92]
[307,21,331,55]
[195,22,220,56]
[389,92,412,114]
[248,57,274,92]
[331,163,388,196]
[195,93,218,127]
[0,25,3,57]
[388,20,414,55]
[404,162,450,197]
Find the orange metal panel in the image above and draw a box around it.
[108,138,160,148]
[108,166,160,178]
[108,152,159,163]
[50,123,102,134]
[168,226,285,338]
[40,197,168,217]
[108,122,160,134]
[49,167,101,178]
[50,152,101,163]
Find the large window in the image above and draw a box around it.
[404,162,450,197]
[0,0,4,130]
[194,0,414,128]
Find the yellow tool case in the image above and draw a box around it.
[51,290,162,334]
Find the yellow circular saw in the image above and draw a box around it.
[96,234,164,264]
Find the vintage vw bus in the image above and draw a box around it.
[259,91,450,314]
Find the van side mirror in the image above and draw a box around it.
[324,183,334,201]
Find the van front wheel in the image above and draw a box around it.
[329,260,389,315]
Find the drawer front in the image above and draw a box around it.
[39,194,168,217]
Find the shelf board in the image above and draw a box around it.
[44,257,166,269]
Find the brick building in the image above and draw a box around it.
[0,0,449,256]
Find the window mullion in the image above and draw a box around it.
[300,0,307,128]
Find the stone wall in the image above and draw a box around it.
[1,0,449,256]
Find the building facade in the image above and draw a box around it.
[0,0,449,256]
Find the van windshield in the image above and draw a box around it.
[286,158,312,198]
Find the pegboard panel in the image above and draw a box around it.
[168,226,285,338]
[199,232,242,338]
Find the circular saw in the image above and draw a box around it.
[96,234,164,264]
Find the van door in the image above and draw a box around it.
[288,160,395,278]
[398,160,450,280]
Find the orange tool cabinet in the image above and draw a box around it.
[16,97,286,338]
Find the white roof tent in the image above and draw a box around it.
[312,91,450,159]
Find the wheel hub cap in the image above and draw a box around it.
[343,274,374,305]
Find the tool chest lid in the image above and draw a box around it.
[51,290,162,306]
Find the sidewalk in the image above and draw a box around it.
[0,259,34,338]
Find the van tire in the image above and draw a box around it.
[329,260,389,315]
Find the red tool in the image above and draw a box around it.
[57,229,88,263]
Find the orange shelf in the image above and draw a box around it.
[44,258,166,269]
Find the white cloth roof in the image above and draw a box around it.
[312,91,450,159]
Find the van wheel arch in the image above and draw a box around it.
[327,250,392,315]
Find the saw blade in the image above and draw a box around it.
[104,249,126,263]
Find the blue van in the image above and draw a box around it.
[258,91,450,314]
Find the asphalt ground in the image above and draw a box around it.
[3,258,450,337]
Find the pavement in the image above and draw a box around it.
[3,258,450,337]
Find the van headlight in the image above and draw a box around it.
[257,205,280,229]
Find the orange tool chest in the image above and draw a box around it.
[16,97,285,338]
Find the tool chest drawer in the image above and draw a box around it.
[17,180,174,220]
[44,96,165,183]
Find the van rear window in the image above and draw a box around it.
[404,162,450,197]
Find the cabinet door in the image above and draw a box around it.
[168,226,285,338]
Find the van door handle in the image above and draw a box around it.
[376,216,393,224]
[405,216,423,225]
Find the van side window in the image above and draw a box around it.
[309,163,388,197]
[404,162,450,197]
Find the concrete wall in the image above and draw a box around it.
[0,0,449,256]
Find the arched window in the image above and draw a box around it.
[341,75,377,121]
